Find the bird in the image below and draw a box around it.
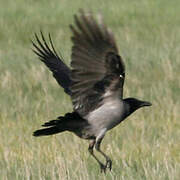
[32,10,152,173]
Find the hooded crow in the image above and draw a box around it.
[32,10,152,172]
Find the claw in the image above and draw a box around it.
[106,159,112,171]
[100,163,107,173]
[99,159,112,173]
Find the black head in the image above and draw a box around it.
[124,97,152,116]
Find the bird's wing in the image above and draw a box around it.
[32,32,72,95]
[70,10,125,116]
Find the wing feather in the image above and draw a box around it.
[32,32,72,95]
[70,11,125,116]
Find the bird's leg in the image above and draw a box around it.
[88,140,107,172]
[95,136,112,171]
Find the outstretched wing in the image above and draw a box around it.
[32,32,72,95]
[70,10,125,116]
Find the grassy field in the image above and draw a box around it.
[0,0,179,179]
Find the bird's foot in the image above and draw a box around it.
[99,159,112,173]
[100,163,107,173]
[105,159,112,171]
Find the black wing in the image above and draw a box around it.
[32,32,72,95]
[70,10,125,116]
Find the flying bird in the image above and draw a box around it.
[32,10,152,172]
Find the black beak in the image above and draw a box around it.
[141,101,152,107]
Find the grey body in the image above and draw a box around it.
[85,98,125,137]
[32,10,152,173]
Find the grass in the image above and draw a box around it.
[0,0,179,179]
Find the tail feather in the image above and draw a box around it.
[33,126,65,136]
[33,112,85,137]
[42,120,61,127]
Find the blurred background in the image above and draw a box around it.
[0,0,179,179]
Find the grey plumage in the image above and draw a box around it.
[32,10,151,172]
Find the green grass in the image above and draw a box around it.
[0,0,179,179]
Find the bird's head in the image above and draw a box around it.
[123,97,152,116]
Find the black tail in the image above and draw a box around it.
[33,112,84,137]
[33,126,64,136]
[33,116,66,137]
